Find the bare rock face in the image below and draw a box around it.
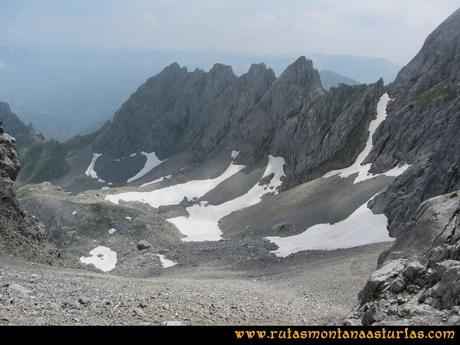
[89,56,384,188]
[348,14,460,325]
[347,191,460,326]
[367,8,460,237]
[0,132,58,262]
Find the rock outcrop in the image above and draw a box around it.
[347,191,460,325]
[0,131,58,262]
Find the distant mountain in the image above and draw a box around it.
[319,70,359,90]
[310,53,402,85]
[0,46,400,140]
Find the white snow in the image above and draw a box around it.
[79,246,117,272]
[231,150,240,160]
[125,216,132,221]
[72,211,78,215]
[127,152,164,183]
[140,175,172,188]
[323,94,410,183]
[106,152,286,242]
[381,163,411,177]
[266,196,394,257]
[168,155,286,242]
[157,254,177,268]
[85,153,105,183]
[107,151,244,208]
[130,153,137,157]
[108,228,117,234]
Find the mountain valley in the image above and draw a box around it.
[0,7,459,326]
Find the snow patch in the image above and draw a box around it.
[85,153,105,183]
[127,152,164,183]
[323,94,410,183]
[107,153,245,208]
[266,196,394,257]
[106,152,286,242]
[72,211,77,215]
[125,216,132,221]
[157,254,177,268]
[108,228,117,234]
[169,155,286,242]
[130,153,137,157]
[140,175,172,188]
[80,246,117,272]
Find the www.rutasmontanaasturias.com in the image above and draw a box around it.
[234,327,456,341]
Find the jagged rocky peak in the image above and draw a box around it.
[243,63,276,85]
[160,61,188,76]
[276,56,324,96]
[392,8,460,96]
[139,62,189,90]
[247,62,271,74]
[209,63,235,76]
[204,63,238,92]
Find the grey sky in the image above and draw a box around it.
[1,0,459,63]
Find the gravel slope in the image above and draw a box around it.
[0,242,390,325]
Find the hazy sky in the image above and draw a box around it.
[1,0,459,63]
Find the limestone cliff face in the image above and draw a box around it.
[367,8,460,237]
[91,57,384,188]
[0,132,58,262]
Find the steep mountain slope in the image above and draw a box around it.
[0,102,101,185]
[366,8,460,237]
[0,131,57,262]
[40,57,386,193]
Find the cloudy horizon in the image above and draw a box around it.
[1,0,459,64]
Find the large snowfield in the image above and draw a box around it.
[168,155,286,241]
[266,196,394,257]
